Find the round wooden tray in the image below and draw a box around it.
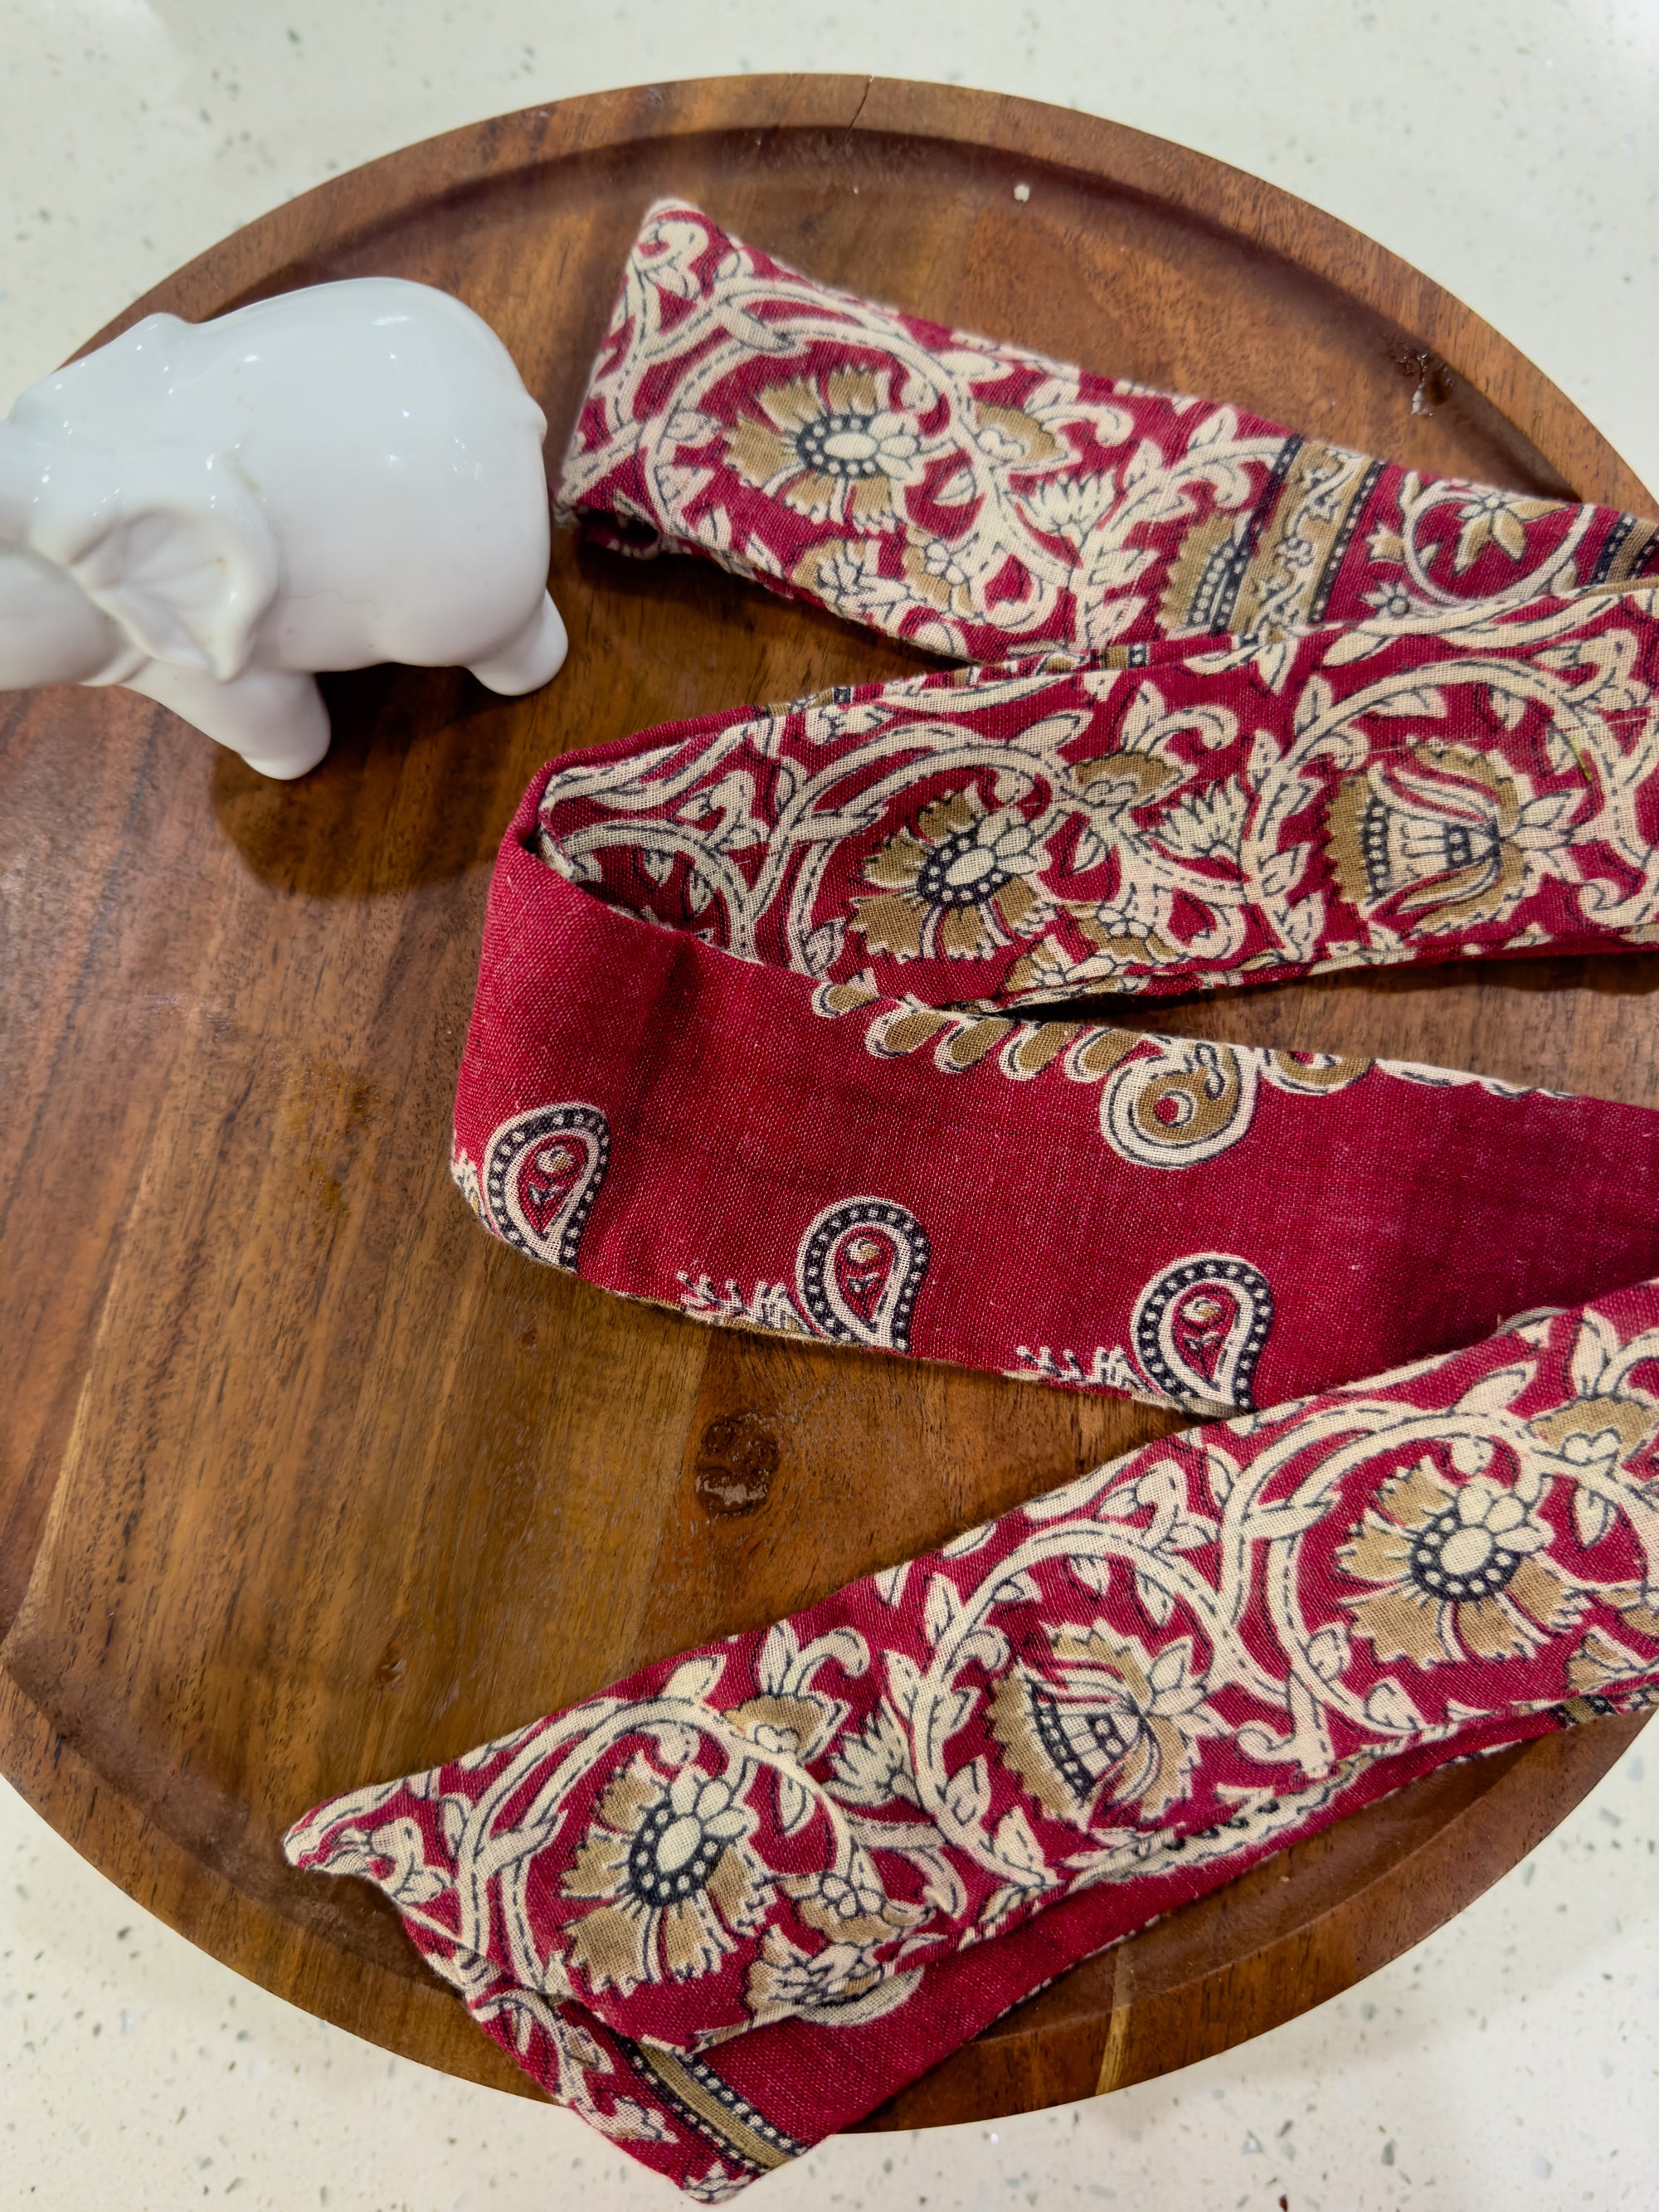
[1,75,1650,2130]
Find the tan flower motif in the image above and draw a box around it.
[560,1758,770,1995]
[1072,749,1181,818]
[1067,899,1186,973]
[1339,1458,1579,1669]
[1001,936,1082,997]
[1325,741,1577,935]
[901,537,978,621]
[971,401,1063,469]
[851,790,1054,962]
[785,1845,926,1945]
[1448,487,1558,573]
[744,1925,887,2025]
[725,369,925,527]
[1529,1393,1659,1463]
[989,1627,1212,1824]
[726,1692,838,1760]
[1566,1603,1659,1699]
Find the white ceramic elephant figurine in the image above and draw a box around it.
[0,277,567,778]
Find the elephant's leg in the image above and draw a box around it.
[123,662,332,779]
[467,592,568,695]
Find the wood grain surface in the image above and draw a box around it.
[0,74,1651,2126]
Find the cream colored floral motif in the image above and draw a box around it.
[727,1691,841,1758]
[724,369,926,528]
[305,1814,452,1909]
[1450,487,1561,573]
[557,203,1623,668]
[287,1301,1659,2078]
[1338,1460,1580,1667]
[1328,474,1614,653]
[561,1759,771,1994]
[677,1271,815,1337]
[901,536,978,621]
[536,585,1659,1018]
[1529,1392,1659,1463]
[558,203,1286,654]
[1226,441,1380,636]
[743,1926,924,2030]
[852,790,1054,961]
[1068,741,1180,829]
[1011,1341,1154,1400]
[785,1845,927,1943]
[745,1926,883,2020]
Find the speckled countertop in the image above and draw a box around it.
[2,5,1657,2208]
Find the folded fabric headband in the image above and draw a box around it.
[285,202,1659,2197]
[445,200,1659,1412]
[288,1283,1659,2198]
[447,608,1659,1417]
[557,200,1657,659]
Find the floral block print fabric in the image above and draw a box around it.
[445,605,1659,1417]
[556,201,1659,665]
[529,595,1659,1003]
[289,215,1659,2195]
[286,1286,1659,2197]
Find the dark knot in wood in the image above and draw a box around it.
[693,1411,781,1516]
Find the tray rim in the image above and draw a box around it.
[6,68,1652,2127]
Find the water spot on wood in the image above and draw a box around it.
[284,1060,383,1233]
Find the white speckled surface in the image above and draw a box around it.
[2,4,1657,2205]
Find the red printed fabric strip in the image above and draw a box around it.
[281,211,1659,2195]
[442,624,1659,1415]
[555,201,1658,664]
[285,1290,1659,2197]
[296,1725,1561,2204]
[524,604,1659,1003]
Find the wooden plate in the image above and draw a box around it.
[1,75,1650,2127]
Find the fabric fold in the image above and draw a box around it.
[478,201,1659,1416]
[285,207,1659,2195]
[447,615,1659,1414]
[286,1284,1659,2195]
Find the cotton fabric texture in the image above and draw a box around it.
[286,203,1659,2197]
[556,201,1657,663]
[286,1289,1659,2199]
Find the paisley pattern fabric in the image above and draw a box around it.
[289,210,1659,2195]
[557,202,1658,664]
[287,1286,1659,2197]
[445,644,1659,1417]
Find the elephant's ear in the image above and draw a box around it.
[51,452,280,682]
